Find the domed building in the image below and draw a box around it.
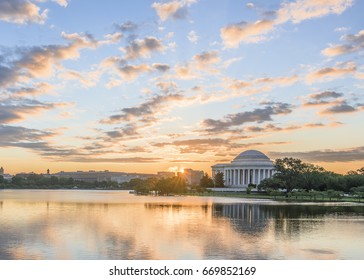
[211,150,275,189]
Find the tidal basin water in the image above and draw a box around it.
[1,189,364,260]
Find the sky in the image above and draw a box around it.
[0,0,363,175]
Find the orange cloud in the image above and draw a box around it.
[221,0,353,47]
[306,62,356,84]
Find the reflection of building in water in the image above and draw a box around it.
[212,204,271,234]
[212,150,275,189]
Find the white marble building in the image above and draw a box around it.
[211,150,275,188]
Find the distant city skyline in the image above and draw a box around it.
[1,0,363,175]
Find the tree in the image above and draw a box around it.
[156,176,187,195]
[274,157,305,193]
[258,177,284,190]
[199,173,214,190]
[300,163,326,191]
[214,172,225,188]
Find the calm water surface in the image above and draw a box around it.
[1,189,364,260]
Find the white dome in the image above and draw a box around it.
[233,150,270,161]
[231,150,273,167]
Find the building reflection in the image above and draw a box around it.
[212,204,270,235]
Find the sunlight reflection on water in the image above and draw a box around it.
[1,189,364,260]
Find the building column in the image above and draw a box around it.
[232,169,235,185]
[247,169,250,185]
[238,169,240,186]
[233,169,236,185]
[253,169,256,184]
[235,169,239,186]
[242,169,245,186]
[258,169,261,184]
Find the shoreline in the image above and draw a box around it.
[1,188,363,204]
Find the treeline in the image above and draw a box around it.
[0,173,118,189]
[121,176,187,195]
[258,158,364,196]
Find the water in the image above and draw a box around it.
[1,189,364,260]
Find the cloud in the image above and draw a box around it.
[153,137,243,154]
[187,30,198,43]
[152,0,196,21]
[0,124,54,146]
[53,0,68,7]
[221,0,353,47]
[221,20,274,47]
[192,50,220,69]
[154,138,289,154]
[201,102,293,133]
[225,74,298,95]
[245,122,325,133]
[322,29,364,56]
[276,0,353,24]
[310,91,343,100]
[155,81,177,93]
[174,64,199,80]
[116,64,151,80]
[269,146,364,162]
[70,157,163,163]
[0,124,80,159]
[246,3,254,9]
[115,20,138,33]
[105,125,139,139]
[152,63,170,72]
[0,0,48,24]
[101,93,185,124]
[0,65,18,88]
[320,101,358,114]
[302,90,343,106]
[8,82,55,96]
[0,31,114,89]
[306,61,356,83]
[0,98,64,123]
[123,37,165,60]
[58,69,100,87]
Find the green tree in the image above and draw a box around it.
[12,175,25,186]
[199,173,214,190]
[258,177,284,190]
[213,172,225,188]
[274,157,305,193]
[300,163,326,191]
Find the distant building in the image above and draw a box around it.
[212,150,275,189]
[157,171,176,178]
[0,166,13,181]
[54,170,156,183]
[179,168,204,185]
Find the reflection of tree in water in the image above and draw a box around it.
[144,203,210,213]
[213,203,364,240]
